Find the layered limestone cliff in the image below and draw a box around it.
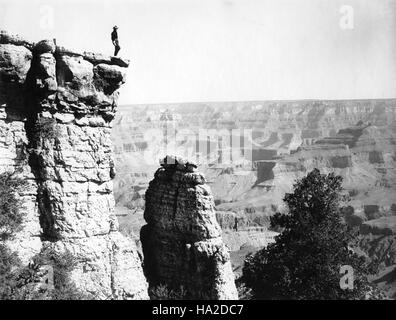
[272,121,396,205]
[0,31,148,299]
[112,100,396,211]
[141,155,238,299]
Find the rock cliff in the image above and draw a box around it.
[141,155,238,299]
[0,31,148,299]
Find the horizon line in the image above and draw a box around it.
[119,97,396,107]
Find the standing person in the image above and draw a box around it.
[111,26,121,56]
[234,216,239,232]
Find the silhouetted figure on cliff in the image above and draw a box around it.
[234,217,239,232]
[111,26,121,56]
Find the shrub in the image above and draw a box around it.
[149,284,187,300]
[149,284,215,300]
[235,278,253,300]
[0,244,23,299]
[33,117,60,148]
[1,246,92,300]
[30,246,91,300]
[0,170,89,300]
[0,172,27,240]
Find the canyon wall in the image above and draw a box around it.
[112,100,396,286]
[141,155,238,299]
[0,31,148,299]
[112,100,396,210]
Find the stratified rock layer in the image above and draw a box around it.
[141,155,238,299]
[0,30,148,299]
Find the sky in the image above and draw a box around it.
[1,0,395,104]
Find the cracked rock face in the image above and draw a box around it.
[141,155,238,299]
[0,30,148,299]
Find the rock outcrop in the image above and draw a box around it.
[0,31,148,299]
[141,155,238,299]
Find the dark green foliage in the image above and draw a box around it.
[0,174,89,300]
[0,244,47,300]
[149,284,216,300]
[0,245,91,300]
[149,284,187,300]
[243,169,382,300]
[32,246,91,300]
[0,164,90,300]
[0,173,30,299]
[0,172,27,240]
[0,244,23,299]
[33,117,60,147]
[235,278,253,300]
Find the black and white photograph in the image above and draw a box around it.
[0,0,395,307]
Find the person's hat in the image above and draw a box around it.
[113,25,118,29]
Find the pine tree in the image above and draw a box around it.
[243,169,382,299]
